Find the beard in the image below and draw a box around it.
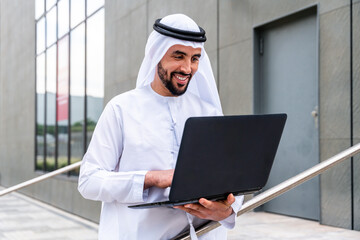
[157,62,192,96]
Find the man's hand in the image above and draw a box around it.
[144,169,174,190]
[174,193,235,221]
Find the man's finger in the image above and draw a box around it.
[185,203,205,212]
[198,198,214,209]
[226,193,235,206]
[174,205,207,219]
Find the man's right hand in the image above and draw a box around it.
[144,169,174,190]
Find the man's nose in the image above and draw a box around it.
[180,60,192,74]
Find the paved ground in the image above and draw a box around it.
[1,188,360,240]
[0,189,97,240]
[228,212,360,240]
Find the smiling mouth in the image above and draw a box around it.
[173,73,191,86]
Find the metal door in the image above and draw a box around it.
[255,9,319,220]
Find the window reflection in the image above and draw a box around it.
[35,0,44,20]
[46,45,57,171]
[58,0,69,38]
[86,8,104,145]
[46,0,56,11]
[70,23,85,172]
[46,6,57,47]
[71,0,85,28]
[87,0,104,16]
[36,53,46,170]
[36,17,45,54]
[57,36,69,169]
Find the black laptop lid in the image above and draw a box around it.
[169,114,287,202]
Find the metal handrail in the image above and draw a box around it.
[0,161,82,197]
[172,142,360,239]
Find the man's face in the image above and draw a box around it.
[155,44,202,96]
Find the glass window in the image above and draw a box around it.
[36,53,46,101]
[36,17,46,54]
[35,0,45,20]
[46,6,57,47]
[35,0,104,174]
[87,0,104,16]
[70,23,85,174]
[86,8,104,145]
[57,36,70,169]
[36,53,46,171]
[46,0,56,11]
[71,0,85,28]
[46,45,57,171]
[58,0,69,38]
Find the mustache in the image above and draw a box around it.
[171,71,192,79]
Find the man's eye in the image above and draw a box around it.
[192,57,199,62]
[174,55,183,59]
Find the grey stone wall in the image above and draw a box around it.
[0,0,36,187]
[319,3,352,229]
[353,0,360,231]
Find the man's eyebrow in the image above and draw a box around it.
[172,51,201,58]
[172,50,187,56]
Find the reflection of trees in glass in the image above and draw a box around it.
[36,124,44,135]
[71,118,96,132]
[71,121,83,132]
[87,118,96,131]
[37,124,56,136]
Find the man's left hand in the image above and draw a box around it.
[174,193,235,221]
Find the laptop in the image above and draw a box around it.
[128,113,287,209]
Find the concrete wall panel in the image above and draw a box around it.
[320,139,352,229]
[219,40,252,115]
[353,1,360,231]
[318,0,353,14]
[106,0,147,20]
[105,0,147,103]
[355,150,360,230]
[319,6,351,140]
[353,2,360,141]
[206,49,218,87]
[318,5,352,229]
[219,0,252,48]
[0,0,36,185]
[250,0,314,26]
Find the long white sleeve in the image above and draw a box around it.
[78,101,149,204]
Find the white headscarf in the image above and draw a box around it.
[136,14,222,113]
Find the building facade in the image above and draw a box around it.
[0,0,359,231]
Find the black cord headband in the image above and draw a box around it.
[153,18,207,42]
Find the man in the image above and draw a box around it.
[78,14,243,239]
